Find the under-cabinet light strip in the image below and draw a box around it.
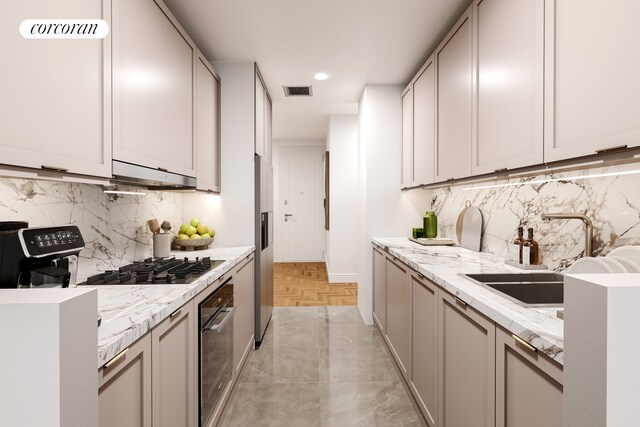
[103,190,147,196]
[462,168,640,191]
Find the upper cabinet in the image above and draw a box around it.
[265,93,273,163]
[435,6,473,182]
[412,56,436,186]
[472,0,544,175]
[0,0,112,178]
[544,0,640,161]
[404,0,640,188]
[255,68,273,162]
[255,72,265,158]
[401,86,413,188]
[112,0,196,177]
[195,52,221,193]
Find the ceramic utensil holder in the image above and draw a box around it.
[153,234,172,259]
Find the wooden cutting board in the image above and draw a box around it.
[459,206,483,251]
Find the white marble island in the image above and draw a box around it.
[373,237,564,365]
[91,245,254,367]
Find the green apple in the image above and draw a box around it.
[189,233,202,239]
[178,233,189,240]
[200,233,211,239]
[179,223,189,234]
[196,224,208,235]
[185,225,197,236]
[207,227,215,237]
[190,218,200,227]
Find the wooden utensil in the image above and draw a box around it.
[148,219,161,235]
[161,221,171,234]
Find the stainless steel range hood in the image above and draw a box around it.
[111,160,196,189]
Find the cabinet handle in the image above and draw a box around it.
[41,165,69,173]
[595,144,627,154]
[512,334,537,353]
[169,308,182,319]
[446,178,455,182]
[454,296,467,308]
[157,167,169,172]
[493,168,508,173]
[104,348,129,370]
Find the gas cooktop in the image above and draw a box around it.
[80,257,223,286]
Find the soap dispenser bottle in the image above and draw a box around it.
[512,227,524,263]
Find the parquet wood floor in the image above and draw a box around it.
[273,262,358,306]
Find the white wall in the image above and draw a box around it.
[357,85,427,324]
[326,115,359,283]
[183,61,256,247]
[272,139,326,262]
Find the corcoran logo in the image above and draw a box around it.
[19,19,109,39]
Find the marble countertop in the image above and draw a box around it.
[373,238,564,365]
[89,245,254,368]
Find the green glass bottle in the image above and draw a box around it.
[423,211,438,238]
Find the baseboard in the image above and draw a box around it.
[328,273,358,283]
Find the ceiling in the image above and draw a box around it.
[164,0,470,140]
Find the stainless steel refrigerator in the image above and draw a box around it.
[255,155,273,345]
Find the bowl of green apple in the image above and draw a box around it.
[174,218,215,250]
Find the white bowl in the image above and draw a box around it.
[566,257,616,274]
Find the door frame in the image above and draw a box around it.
[274,145,326,262]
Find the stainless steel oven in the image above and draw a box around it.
[199,277,234,426]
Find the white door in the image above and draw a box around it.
[280,148,325,261]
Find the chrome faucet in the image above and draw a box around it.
[541,213,594,257]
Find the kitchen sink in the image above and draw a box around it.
[462,273,564,308]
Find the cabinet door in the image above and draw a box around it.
[472,0,544,174]
[439,291,495,427]
[0,0,111,178]
[233,255,255,376]
[151,302,195,427]
[385,257,411,379]
[435,6,473,181]
[401,86,413,188]
[372,247,387,332]
[544,0,640,162]
[113,0,195,176]
[410,274,438,427]
[196,53,221,193]
[496,326,563,427]
[255,72,265,157]
[99,333,152,427]
[412,57,436,186]
[265,95,273,162]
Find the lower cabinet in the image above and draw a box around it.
[410,273,438,427]
[496,326,563,427]
[385,256,411,379]
[233,254,255,377]
[372,247,387,332]
[151,302,195,427]
[98,333,152,427]
[373,245,564,427]
[439,291,495,427]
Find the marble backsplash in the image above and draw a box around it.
[427,162,640,270]
[0,178,183,281]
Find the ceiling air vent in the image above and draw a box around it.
[283,85,313,97]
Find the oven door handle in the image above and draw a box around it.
[207,307,236,333]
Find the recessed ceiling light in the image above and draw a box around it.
[314,72,329,81]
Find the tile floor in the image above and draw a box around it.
[220,306,423,426]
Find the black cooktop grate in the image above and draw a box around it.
[82,257,222,285]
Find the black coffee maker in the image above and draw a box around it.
[0,222,85,288]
